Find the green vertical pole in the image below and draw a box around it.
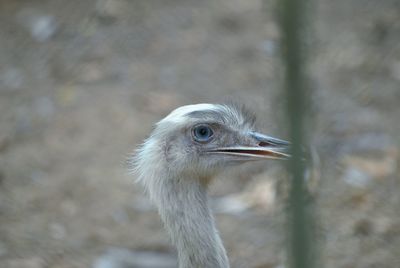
[279,0,316,268]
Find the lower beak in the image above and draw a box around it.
[207,132,290,160]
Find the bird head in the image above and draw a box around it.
[132,104,290,185]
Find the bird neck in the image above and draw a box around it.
[154,177,229,268]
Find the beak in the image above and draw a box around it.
[206,131,290,160]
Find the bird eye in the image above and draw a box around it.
[192,125,214,143]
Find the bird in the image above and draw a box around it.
[131,103,290,268]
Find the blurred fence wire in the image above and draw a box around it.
[279,0,317,268]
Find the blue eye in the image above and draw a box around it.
[193,125,214,142]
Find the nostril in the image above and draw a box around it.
[258,141,272,147]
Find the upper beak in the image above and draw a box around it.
[206,131,290,160]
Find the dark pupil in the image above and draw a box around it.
[199,127,208,136]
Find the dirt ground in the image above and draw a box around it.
[0,0,399,267]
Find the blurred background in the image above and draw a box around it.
[0,0,399,267]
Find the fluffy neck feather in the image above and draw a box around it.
[157,177,229,268]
